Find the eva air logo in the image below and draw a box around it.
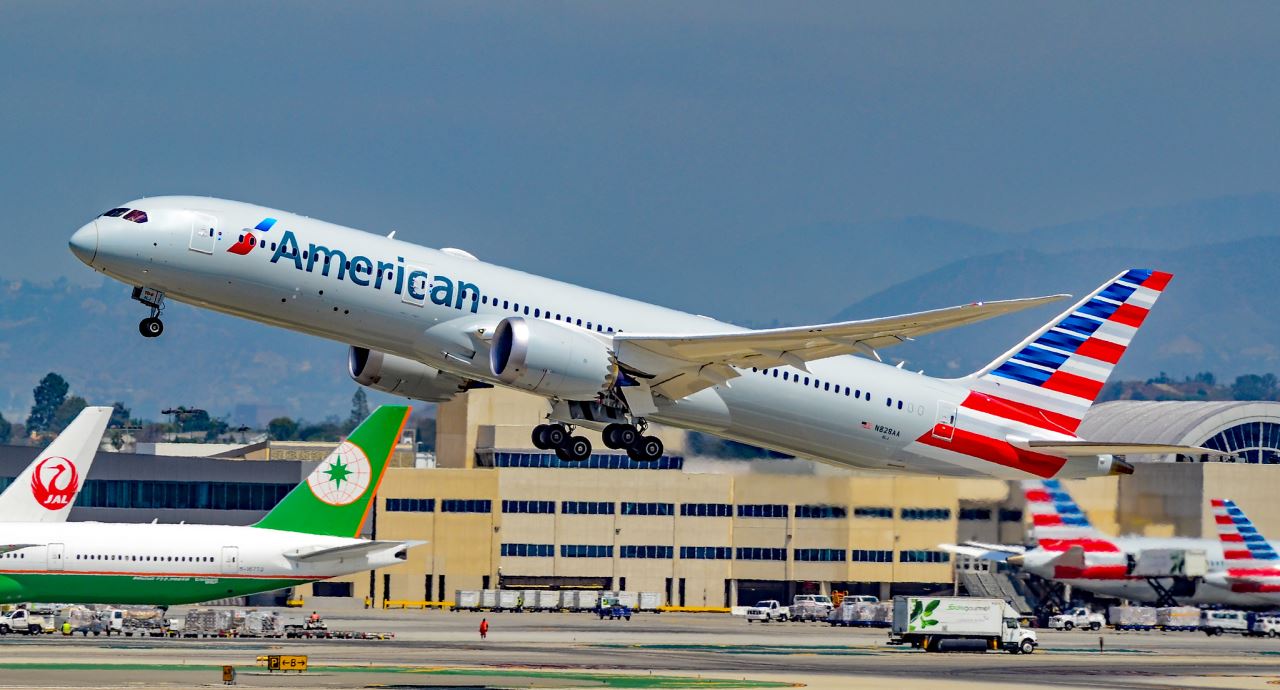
[307,441,372,506]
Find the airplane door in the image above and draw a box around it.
[47,543,65,572]
[189,213,218,254]
[932,402,958,441]
[220,546,239,575]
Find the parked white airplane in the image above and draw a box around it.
[945,480,1275,607]
[0,406,417,605]
[0,406,111,522]
[69,197,1211,479]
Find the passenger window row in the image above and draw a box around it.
[752,367,873,402]
[74,554,215,563]
[479,295,619,335]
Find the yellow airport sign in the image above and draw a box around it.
[266,654,308,673]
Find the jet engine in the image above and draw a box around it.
[488,317,615,400]
[348,347,471,402]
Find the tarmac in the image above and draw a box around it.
[2,606,1280,689]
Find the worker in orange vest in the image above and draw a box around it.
[479,618,489,640]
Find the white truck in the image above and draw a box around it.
[1047,607,1105,631]
[1201,610,1250,636]
[1251,615,1280,637]
[0,609,52,635]
[890,596,1037,654]
[745,600,789,622]
[790,595,834,621]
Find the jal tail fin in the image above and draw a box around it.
[1211,498,1279,567]
[0,406,112,522]
[1023,479,1102,542]
[966,269,1172,434]
[253,405,410,537]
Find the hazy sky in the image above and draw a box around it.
[3,2,1278,297]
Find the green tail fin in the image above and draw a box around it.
[254,405,410,537]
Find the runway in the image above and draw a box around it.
[2,607,1280,689]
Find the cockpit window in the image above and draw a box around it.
[101,208,130,217]
[123,209,149,223]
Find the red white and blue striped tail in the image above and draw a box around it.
[967,269,1172,434]
[1212,498,1280,568]
[1023,479,1100,541]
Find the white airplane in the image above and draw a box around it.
[946,480,1275,607]
[0,406,111,522]
[0,406,417,605]
[69,197,1212,479]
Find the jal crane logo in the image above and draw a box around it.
[306,441,372,506]
[30,456,80,510]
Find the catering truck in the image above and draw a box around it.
[890,597,1037,654]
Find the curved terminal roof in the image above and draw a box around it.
[1078,401,1280,463]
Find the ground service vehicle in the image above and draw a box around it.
[890,597,1037,654]
[1048,607,1105,631]
[1202,610,1250,636]
[791,595,834,621]
[745,600,788,622]
[0,609,51,635]
[1252,615,1280,637]
[597,596,633,621]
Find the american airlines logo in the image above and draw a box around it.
[229,218,484,313]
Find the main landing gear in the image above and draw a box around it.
[131,287,166,338]
[530,422,665,463]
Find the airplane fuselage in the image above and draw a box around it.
[73,197,1108,479]
[0,522,403,605]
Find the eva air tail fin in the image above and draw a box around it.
[253,405,410,537]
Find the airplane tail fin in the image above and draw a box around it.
[1023,479,1102,542]
[965,269,1172,434]
[1211,498,1279,567]
[0,406,112,522]
[253,405,410,537]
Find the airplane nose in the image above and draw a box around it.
[69,220,98,265]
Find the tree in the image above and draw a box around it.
[267,416,299,441]
[26,372,69,435]
[349,389,370,427]
[109,402,131,428]
[51,396,88,433]
[0,411,10,444]
[1231,373,1279,401]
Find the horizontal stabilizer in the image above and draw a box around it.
[961,540,1027,555]
[284,540,424,563]
[938,543,1020,562]
[1021,440,1221,457]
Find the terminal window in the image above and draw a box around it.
[735,547,786,561]
[70,479,294,511]
[679,546,732,560]
[851,549,893,562]
[680,503,732,517]
[899,508,951,521]
[958,507,992,521]
[386,498,435,513]
[795,504,847,519]
[313,582,353,597]
[621,502,674,516]
[620,545,674,559]
[853,506,893,519]
[561,501,614,515]
[793,548,846,562]
[501,500,555,514]
[899,550,951,563]
[998,508,1024,522]
[441,499,492,513]
[501,543,554,557]
[561,544,613,558]
[737,504,788,518]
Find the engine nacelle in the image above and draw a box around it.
[348,347,470,402]
[489,317,615,400]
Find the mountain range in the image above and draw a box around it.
[2,193,1277,421]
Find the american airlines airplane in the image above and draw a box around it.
[0,406,111,522]
[68,197,1210,479]
[947,480,1279,607]
[1206,498,1280,600]
[0,406,417,605]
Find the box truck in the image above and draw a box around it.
[890,597,1036,654]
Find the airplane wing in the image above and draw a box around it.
[961,540,1027,555]
[1021,441,1224,457]
[284,540,425,563]
[939,543,1019,562]
[614,294,1069,400]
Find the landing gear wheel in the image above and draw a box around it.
[139,317,164,338]
[602,423,626,449]
[555,435,592,462]
[543,424,569,449]
[532,425,552,450]
[626,436,664,462]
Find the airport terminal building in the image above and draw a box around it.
[4,391,1280,608]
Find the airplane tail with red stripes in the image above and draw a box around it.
[1211,498,1279,568]
[1023,479,1103,542]
[966,269,1172,435]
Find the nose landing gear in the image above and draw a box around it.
[131,287,166,338]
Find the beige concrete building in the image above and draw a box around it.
[294,390,1280,608]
